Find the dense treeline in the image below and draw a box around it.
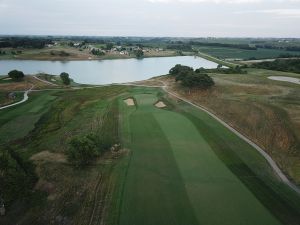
[255,44,300,52]
[254,59,300,74]
[0,37,53,48]
[169,64,215,88]
[189,41,257,50]
[195,66,247,74]
[166,44,193,51]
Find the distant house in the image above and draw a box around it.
[120,51,129,55]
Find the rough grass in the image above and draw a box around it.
[0,86,128,225]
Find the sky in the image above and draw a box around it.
[0,0,300,37]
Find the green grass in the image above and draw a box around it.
[116,87,295,225]
[0,91,57,142]
[1,85,300,225]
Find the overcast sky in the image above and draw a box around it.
[0,0,300,37]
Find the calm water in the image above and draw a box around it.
[0,56,218,84]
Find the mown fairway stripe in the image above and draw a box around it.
[154,106,281,225]
[119,94,199,225]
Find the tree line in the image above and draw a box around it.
[0,37,53,49]
[253,59,300,74]
[188,41,257,50]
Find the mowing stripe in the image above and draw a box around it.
[119,94,199,225]
[155,110,281,225]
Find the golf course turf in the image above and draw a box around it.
[1,85,300,225]
[117,87,300,225]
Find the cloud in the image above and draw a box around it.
[148,0,300,3]
[148,0,262,3]
[236,8,300,17]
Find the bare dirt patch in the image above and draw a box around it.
[124,98,135,106]
[268,76,300,85]
[30,151,67,163]
[155,101,166,108]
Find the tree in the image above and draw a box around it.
[181,73,215,88]
[169,64,215,89]
[67,134,100,167]
[169,64,193,76]
[8,70,24,81]
[60,72,71,85]
[134,49,144,58]
[106,42,114,50]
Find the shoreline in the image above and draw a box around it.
[0,53,187,62]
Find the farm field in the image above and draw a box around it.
[196,46,300,60]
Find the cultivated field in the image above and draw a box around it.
[196,46,300,60]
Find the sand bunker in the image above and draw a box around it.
[155,101,166,108]
[124,98,135,106]
[268,76,300,85]
[30,151,66,163]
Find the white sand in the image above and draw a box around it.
[268,76,300,85]
[155,101,166,108]
[124,98,135,106]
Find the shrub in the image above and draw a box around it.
[8,70,25,81]
[181,73,215,88]
[60,72,71,85]
[67,134,100,167]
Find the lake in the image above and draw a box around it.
[0,56,218,84]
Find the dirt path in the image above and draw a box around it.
[268,76,300,85]
[33,75,58,86]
